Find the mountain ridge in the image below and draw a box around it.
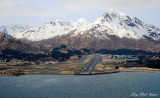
[0,9,160,52]
[1,9,158,41]
[0,32,39,52]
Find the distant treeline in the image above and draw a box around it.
[146,59,160,69]
[145,53,160,69]
[52,45,88,61]
[52,50,82,61]
[95,49,156,55]
[0,49,48,61]
[0,45,158,62]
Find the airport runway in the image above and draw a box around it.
[80,54,101,75]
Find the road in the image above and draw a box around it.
[80,54,102,75]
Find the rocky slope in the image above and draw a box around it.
[1,9,160,52]
[12,9,160,41]
[0,32,37,52]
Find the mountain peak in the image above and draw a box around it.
[106,9,126,16]
[77,18,87,23]
[0,24,29,35]
[6,10,160,41]
[76,18,88,27]
[102,9,127,21]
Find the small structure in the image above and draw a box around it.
[45,59,58,65]
[115,65,119,69]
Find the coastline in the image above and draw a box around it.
[0,67,160,76]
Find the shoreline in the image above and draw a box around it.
[0,67,160,76]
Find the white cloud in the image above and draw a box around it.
[0,0,160,18]
[0,0,160,23]
[55,0,160,15]
[0,0,57,18]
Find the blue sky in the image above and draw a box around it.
[0,0,160,27]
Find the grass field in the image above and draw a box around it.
[0,55,160,75]
[0,55,89,75]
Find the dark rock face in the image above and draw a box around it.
[30,32,160,53]
[0,32,37,52]
[0,32,160,52]
[1,30,160,53]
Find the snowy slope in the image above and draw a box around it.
[0,24,29,35]
[13,9,160,41]
[13,20,77,41]
[73,9,160,40]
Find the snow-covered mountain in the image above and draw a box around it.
[91,10,160,40]
[71,9,160,40]
[1,9,160,52]
[13,19,90,41]
[0,32,37,51]
[12,9,160,41]
[0,24,29,35]
[13,20,75,41]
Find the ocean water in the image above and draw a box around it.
[0,72,160,98]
